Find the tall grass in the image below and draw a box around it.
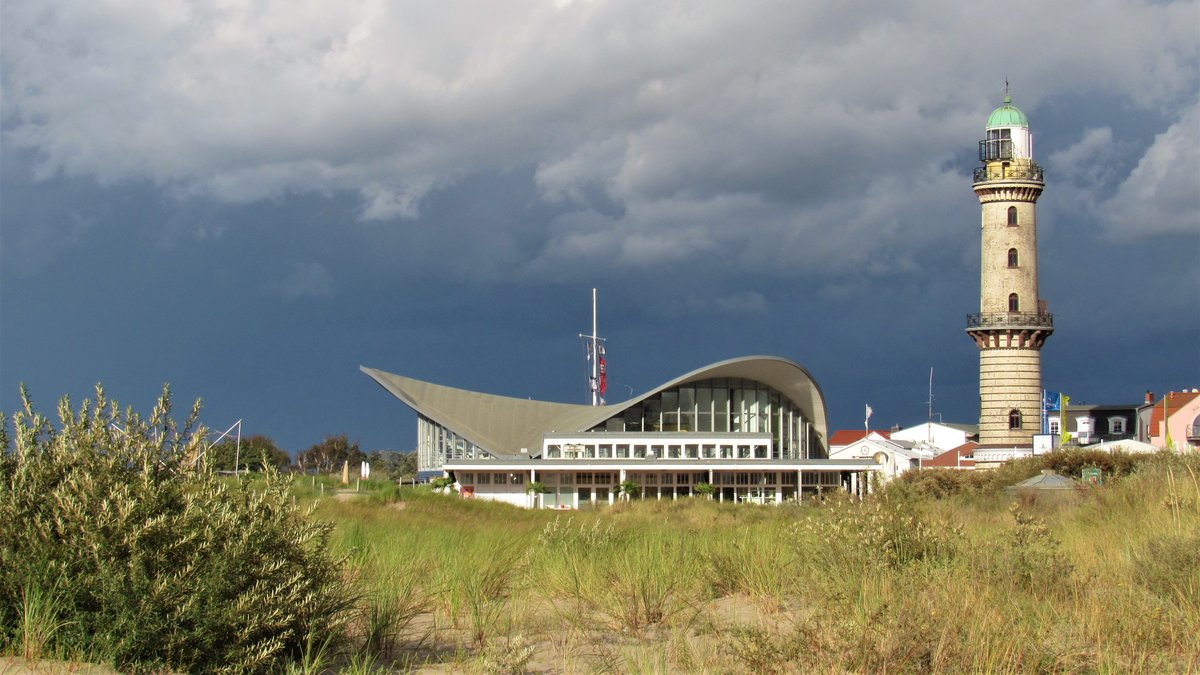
[14,443,1182,671]
[17,577,71,661]
[304,453,1199,672]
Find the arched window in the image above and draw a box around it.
[1007,248,1019,267]
[1008,293,1019,312]
[1008,409,1022,429]
[1007,206,1018,226]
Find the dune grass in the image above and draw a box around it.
[7,446,1195,673]
[299,452,1199,673]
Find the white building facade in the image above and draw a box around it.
[889,422,976,453]
[364,356,881,507]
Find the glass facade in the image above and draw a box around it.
[417,414,493,470]
[582,378,823,459]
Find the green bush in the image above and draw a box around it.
[0,385,351,673]
[987,504,1074,593]
[797,495,963,571]
[896,450,1157,500]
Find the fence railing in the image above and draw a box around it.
[973,165,1044,182]
[966,312,1054,329]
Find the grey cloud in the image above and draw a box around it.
[3,0,1197,282]
[1098,103,1200,238]
[268,262,335,301]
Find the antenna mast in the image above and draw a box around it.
[927,368,934,443]
[578,288,607,406]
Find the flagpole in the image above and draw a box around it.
[578,288,606,406]
[1041,389,1046,435]
[1163,394,1172,450]
[591,288,598,406]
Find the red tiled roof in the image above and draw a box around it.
[829,429,891,446]
[924,441,977,468]
[1148,391,1200,429]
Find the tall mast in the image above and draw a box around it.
[591,288,598,406]
[927,367,934,443]
[578,288,606,406]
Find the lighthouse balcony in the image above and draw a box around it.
[973,164,1043,182]
[966,312,1054,331]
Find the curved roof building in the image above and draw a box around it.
[363,356,876,507]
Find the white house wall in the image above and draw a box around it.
[889,423,971,452]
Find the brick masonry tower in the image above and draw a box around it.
[967,92,1053,446]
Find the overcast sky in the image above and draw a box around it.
[3,0,1198,454]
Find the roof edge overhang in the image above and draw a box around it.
[362,355,830,456]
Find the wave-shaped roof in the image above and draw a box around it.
[362,355,829,458]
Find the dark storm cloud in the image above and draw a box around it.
[2,0,1197,449]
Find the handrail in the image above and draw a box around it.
[974,165,1044,182]
[966,312,1054,329]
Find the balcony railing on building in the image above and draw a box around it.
[973,164,1044,182]
[966,311,1054,330]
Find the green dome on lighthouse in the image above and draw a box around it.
[987,95,1029,128]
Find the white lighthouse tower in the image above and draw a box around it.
[966,91,1053,446]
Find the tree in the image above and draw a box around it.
[206,434,289,472]
[296,434,365,474]
[366,449,418,481]
[619,479,641,500]
[526,480,549,508]
[694,481,716,498]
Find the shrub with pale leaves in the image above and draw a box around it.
[0,385,351,673]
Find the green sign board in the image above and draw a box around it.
[1081,467,1102,486]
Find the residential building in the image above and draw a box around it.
[1140,390,1200,450]
[924,441,977,469]
[827,431,936,481]
[1049,403,1138,446]
[889,421,977,453]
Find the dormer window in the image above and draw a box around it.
[1007,206,1018,226]
[1109,417,1126,436]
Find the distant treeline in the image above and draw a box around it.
[206,433,418,479]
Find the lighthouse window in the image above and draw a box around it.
[1008,294,1020,312]
[1008,410,1022,429]
[1007,248,1019,267]
[1007,207,1018,226]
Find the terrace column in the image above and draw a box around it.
[850,472,858,500]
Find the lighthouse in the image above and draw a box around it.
[966,91,1053,446]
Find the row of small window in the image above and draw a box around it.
[457,472,525,485]
[544,443,773,460]
[1045,417,1127,436]
[530,471,842,487]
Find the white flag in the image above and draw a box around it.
[865,404,873,429]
